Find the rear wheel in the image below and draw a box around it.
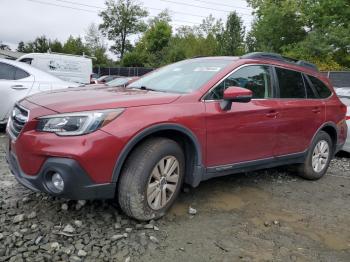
[298,131,333,180]
[118,138,185,221]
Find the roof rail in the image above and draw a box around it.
[241,52,319,72]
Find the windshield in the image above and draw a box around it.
[128,59,233,93]
[107,77,132,87]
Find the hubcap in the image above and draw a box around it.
[312,140,330,173]
[147,156,180,210]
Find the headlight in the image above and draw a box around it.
[37,108,124,136]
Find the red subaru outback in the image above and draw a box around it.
[6,53,347,220]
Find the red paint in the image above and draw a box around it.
[10,57,347,185]
[223,86,253,100]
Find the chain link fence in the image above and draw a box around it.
[322,71,350,88]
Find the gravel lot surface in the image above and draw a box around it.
[0,133,349,262]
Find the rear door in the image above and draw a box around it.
[273,67,325,156]
[0,62,34,122]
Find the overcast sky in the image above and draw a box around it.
[0,0,253,51]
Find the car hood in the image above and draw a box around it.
[25,86,181,113]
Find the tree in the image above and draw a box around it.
[29,36,51,52]
[85,23,109,66]
[218,12,245,55]
[62,36,90,55]
[122,10,172,67]
[99,0,148,59]
[17,41,25,52]
[247,0,306,53]
[197,14,224,37]
[50,39,63,53]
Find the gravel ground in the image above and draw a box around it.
[0,133,349,262]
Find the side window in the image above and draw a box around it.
[303,74,317,99]
[19,58,33,65]
[0,62,16,80]
[308,75,332,98]
[276,67,306,99]
[207,65,272,100]
[15,68,29,80]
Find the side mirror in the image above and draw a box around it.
[220,86,252,111]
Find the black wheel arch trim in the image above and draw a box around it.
[310,121,338,153]
[111,123,204,186]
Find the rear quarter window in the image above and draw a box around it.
[0,62,16,80]
[15,68,30,80]
[308,75,332,98]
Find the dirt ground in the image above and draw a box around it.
[0,133,349,262]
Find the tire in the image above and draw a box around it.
[0,124,6,132]
[298,131,333,180]
[118,138,185,221]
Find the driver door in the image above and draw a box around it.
[204,65,279,168]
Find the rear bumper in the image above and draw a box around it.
[6,149,116,200]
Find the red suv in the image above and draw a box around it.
[6,53,347,220]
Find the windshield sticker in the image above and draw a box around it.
[194,67,221,72]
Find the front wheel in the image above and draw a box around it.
[298,131,333,180]
[118,138,185,221]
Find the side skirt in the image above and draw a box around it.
[202,151,307,182]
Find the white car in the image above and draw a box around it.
[335,88,350,153]
[0,58,78,126]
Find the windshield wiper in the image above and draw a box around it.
[140,86,157,91]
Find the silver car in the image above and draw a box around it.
[0,58,79,128]
[336,88,350,153]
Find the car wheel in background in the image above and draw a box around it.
[0,124,6,132]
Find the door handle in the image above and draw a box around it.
[312,107,321,113]
[11,85,28,90]
[266,111,279,118]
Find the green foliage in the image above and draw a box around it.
[16,36,63,53]
[247,0,350,70]
[218,12,245,56]
[247,0,306,53]
[62,36,89,55]
[99,0,148,59]
[85,23,110,66]
[122,51,147,67]
[15,1,349,70]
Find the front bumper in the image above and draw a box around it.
[6,149,116,200]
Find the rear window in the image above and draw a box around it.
[276,67,306,98]
[308,75,332,98]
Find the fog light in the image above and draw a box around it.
[52,173,64,192]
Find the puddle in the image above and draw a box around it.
[292,223,350,251]
[250,209,350,251]
[169,201,188,216]
[170,186,272,216]
[204,191,244,211]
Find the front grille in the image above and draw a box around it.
[9,104,29,138]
